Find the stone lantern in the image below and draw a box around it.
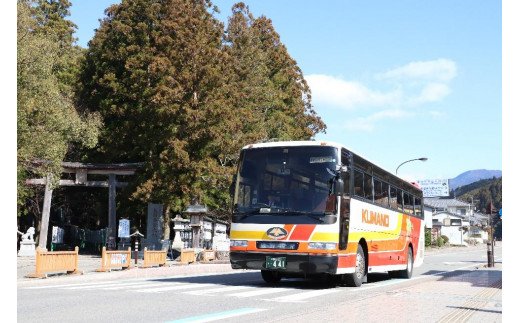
[171,214,189,251]
[184,203,207,249]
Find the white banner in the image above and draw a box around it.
[118,219,130,238]
[51,226,64,243]
[416,179,450,197]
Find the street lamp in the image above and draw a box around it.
[396,157,428,175]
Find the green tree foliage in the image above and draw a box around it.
[458,177,502,213]
[17,0,101,214]
[224,3,325,141]
[77,0,230,234]
[77,0,326,228]
[458,177,502,240]
[425,227,431,247]
[221,3,326,158]
[33,0,85,91]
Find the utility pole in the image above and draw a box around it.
[487,202,497,267]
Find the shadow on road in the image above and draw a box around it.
[419,266,502,289]
[145,270,412,290]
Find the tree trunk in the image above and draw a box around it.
[163,205,171,240]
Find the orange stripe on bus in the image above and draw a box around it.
[283,224,295,240]
[289,225,316,241]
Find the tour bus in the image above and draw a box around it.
[229,141,425,287]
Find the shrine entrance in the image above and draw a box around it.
[26,161,143,250]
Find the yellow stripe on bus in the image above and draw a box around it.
[230,231,267,240]
[310,232,338,242]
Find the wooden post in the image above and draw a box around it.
[38,175,53,251]
[107,174,116,249]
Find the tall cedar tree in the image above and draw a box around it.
[77,0,232,235]
[77,0,326,229]
[223,3,325,146]
[33,0,85,93]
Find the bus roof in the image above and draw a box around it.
[241,140,422,192]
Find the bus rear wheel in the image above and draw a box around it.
[261,270,282,283]
[345,244,366,287]
[389,246,413,279]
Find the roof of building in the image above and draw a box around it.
[432,211,466,219]
[424,197,471,208]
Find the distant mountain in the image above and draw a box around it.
[449,169,502,191]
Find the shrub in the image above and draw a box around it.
[425,227,432,246]
[436,237,444,247]
[441,235,450,245]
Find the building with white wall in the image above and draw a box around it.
[423,197,488,245]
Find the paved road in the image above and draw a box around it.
[16,243,502,322]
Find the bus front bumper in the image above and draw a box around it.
[230,251,338,275]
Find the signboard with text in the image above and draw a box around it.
[416,179,450,197]
[118,219,130,238]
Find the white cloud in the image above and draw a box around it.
[307,59,457,132]
[375,58,457,82]
[407,82,452,105]
[427,110,446,118]
[306,74,402,110]
[344,109,410,132]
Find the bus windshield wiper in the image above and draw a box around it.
[268,211,327,223]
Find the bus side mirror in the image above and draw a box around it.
[334,177,344,197]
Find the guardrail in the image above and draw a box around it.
[142,247,169,268]
[96,247,132,272]
[26,247,83,279]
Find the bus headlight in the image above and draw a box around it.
[230,240,248,247]
[308,242,337,250]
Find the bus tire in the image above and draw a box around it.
[261,270,282,283]
[390,246,413,279]
[345,244,366,287]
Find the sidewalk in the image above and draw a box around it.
[16,251,237,287]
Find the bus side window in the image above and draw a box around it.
[396,189,404,212]
[354,170,364,198]
[364,174,373,201]
[390,186,398,209]
[381,181,389,207]
[414,196,423,218]
[403,192,413,215]
[374,178,383,205]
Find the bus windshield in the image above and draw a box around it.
[232,145,339,224]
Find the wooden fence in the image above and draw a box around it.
[26,247,83,279]
[142,247,169,268]
[203,249,216,262]
[95,247,132,272]
[180,249,196,265]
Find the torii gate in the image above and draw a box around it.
[26,161,143,250]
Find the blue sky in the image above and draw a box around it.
[67,0,505,183]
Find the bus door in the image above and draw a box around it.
[339,150,352,250]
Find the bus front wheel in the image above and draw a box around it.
[261,270,282,283]
[345,244,366,287]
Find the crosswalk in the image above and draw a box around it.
[23,280,342,303]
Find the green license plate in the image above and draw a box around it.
[266,256,286,269]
